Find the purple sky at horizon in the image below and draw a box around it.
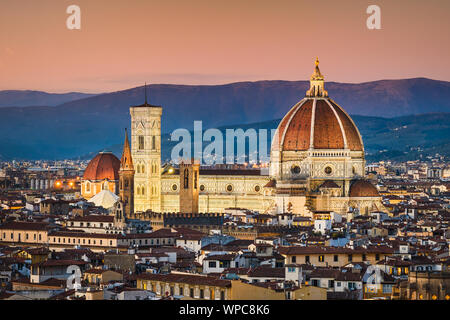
[1,0,449,93]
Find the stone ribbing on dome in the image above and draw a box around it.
[313,99,345,149]
[328,100,364,151]
[83,152,121,181]
[275,98,363,152]
[282,99,313,151]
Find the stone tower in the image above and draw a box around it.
[130,85,163,213]
[113,201,126,230]
[179,159,200,214]
[119,128,135,218]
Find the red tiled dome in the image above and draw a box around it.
[83,152,120,181]
[273,98,363,152]
[349,180,379,197]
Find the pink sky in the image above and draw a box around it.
[1,0,449,93]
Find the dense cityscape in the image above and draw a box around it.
[1,57,450,302]
[2,4,449,319]
[0,148,449,300]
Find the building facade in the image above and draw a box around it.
[123,59,385,216]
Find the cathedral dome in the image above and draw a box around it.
[274,99,363,152]
[83,151,121,181]
[272,58,363,153]
[349,180,379,197]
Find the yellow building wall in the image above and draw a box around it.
[137,278,230,300]
[0,229,48,244]
[283,252,391,268]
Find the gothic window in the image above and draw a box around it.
[142,186,145,196]
[141,164,145,173]
[184,169,189,189]
[152,136,156,150]
[138,136,145,150]
[125,179,129,188]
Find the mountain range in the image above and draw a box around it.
[0,90,98,108]
[0,77,449,161]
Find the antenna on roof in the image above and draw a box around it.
[144,82,148,104]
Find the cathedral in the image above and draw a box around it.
[82,59,385,218]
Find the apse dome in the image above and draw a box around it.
[83,151,121,181]
[349,180,380,197]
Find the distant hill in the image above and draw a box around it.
[83,113,450,164]
[0,78,449,160]
[0,90,98,107]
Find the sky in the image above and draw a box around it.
[0,0,449,93]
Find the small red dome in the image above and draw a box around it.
[83,152,120,181]
[349,180,379,197]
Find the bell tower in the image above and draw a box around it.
[179,159,200,214]
[130,84,163,212]
[119,128,135,218]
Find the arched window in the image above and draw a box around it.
[85,181,91,192]
[184,169,189,189]
[138,136,145,150]
[152,136,156,150]
[141,164,145,173]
